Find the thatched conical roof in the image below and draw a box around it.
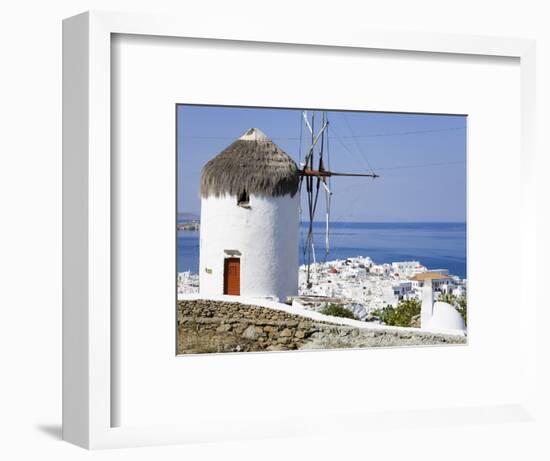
[200,128,299,198]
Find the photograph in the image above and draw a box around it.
[176,105,467,354]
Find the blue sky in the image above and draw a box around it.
[177,105,466,222]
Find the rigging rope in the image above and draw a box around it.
[184,126,465,141]
[375,160,466,171]
[330,125,374,174]
[341,113,377,175]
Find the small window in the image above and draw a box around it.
[237,189,250,207]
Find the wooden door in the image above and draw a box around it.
[224,258,240,295]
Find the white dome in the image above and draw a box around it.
[424,301,466,332]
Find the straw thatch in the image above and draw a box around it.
[200,128,299,198]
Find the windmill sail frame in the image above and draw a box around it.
[298,110,379,288]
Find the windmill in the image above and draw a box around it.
[298,111,379,288]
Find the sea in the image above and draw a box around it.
[177,222,467,279]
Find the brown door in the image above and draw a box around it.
[224,258,240,295]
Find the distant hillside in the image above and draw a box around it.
[178,212,200,222]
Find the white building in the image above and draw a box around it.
[391,261,426,277]
[199,128,300,301]
[370,263,392,276]
[177,271,199,297]
[392,280,413,298]
[452,285,466,297]
[410,271,452,291]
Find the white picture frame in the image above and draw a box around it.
[62,10,537,449]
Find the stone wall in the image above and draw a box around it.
[177,299,466,354]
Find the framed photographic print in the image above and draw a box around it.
[63,11,537,449]
[176,104,468,355]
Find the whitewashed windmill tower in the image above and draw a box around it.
[199,113,379,300]
[199,128,300,301]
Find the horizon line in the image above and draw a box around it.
[177,214,466,224]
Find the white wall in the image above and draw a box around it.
[200,193,299,301]
[1,1,549,460]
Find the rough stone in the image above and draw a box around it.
[176,299,466,355]
[242,325,257,340]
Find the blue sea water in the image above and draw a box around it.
[177,222,467,279]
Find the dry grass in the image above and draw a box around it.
[200,138,299,198]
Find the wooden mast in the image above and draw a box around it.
[300,169,379,178]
